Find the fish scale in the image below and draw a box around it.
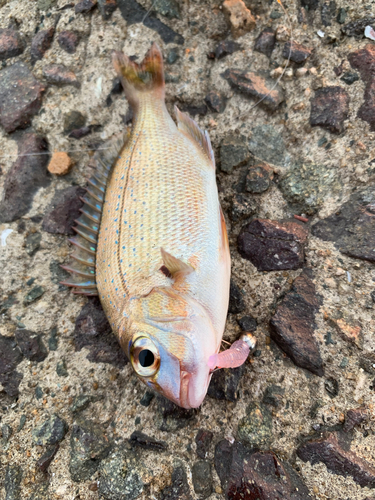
[97,97,218,332]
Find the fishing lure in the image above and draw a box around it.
[62,43,255,408]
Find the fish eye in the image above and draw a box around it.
[131,337,160,377]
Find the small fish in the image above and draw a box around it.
[63,43,232,408]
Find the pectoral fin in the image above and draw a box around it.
[160,248,194,279]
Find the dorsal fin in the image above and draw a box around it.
[60,132,127,296]
[174,106,215,168]
[160,248,194,279]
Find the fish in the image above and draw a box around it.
[62,43,231,409]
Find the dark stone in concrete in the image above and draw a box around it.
[300,0,320,9]
[215,39,242,59]
[229,194,257,223]
[117,0,184,45]
[325,377,339,398]
[50,260,69,286]
[0,64,46,133]
[359,352,375,375]
[30,28,54,62]
[69,126,93,139]
[0,371,23,398]
[207,365,245,402]
[238,315,257,332]
[195,429,213,459]
[282,40,312,63]
[248,124,289,167]
[337,7,347,23]
[43,64,79,87]
[74,298,128,367]
[63,110,86,133]
[340,71,359,85]
[56,359,68,377]
[58,30,80,54]
[42,186,85,235]
[70,394,95,413]
[297,432,375,488]
[36,443,59,473]
[220,133,249,173]
[129,430,167,451]
[23,285,45,305]
[254,27,275,58]
[15,329,47,362]
[4,465,23,500]
[156,396,195,431]
[0,334,23,396]
[0,134,50,222]
[263,384,285,407]
[245,161,274,193]
[32,414,68,445]
[25,232,42,257]
[0,294,17,315]
[348,44,375,131]
[139,390,154,407]
[27,483,50,500]
[17,415,26,432]
[166,47,179,64]
[215,440,313,499]
[343,407,369,433]
[98,0,117,19]
[321,0,336,26]
[311,186,375,262]
[204,91,227,113]
[2,423,13,445]
[192,461,212,499]
[222,68,284,110]
[179,102,207,117]
[75,0,97,13]
[342,17,375,37]
[228,279,245,314]
[0,28,25,60]
[153,0,180,19]
[357,81,375,132]
[0,334,23,375]
[279,161,341,215]
[35,386,43,399]
[237,402,273,448]
[238,219,308,271]
[270,272,324,376]
[98,446,144,500]
[310,86,350,133]
[69,418,112,482]
[160,466,193,500]
[348,44,375,84]
[165,71,181,83]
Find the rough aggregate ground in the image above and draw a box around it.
[0,0,374,499]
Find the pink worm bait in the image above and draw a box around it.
[208,340,250,370]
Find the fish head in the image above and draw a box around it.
[125,288,218,409]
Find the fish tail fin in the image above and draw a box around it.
[112,42,165,106]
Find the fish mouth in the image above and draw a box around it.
[179,369,212,409]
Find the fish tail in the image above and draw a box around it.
[112,43,164,106]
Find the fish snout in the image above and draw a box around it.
[179,366,212,409]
